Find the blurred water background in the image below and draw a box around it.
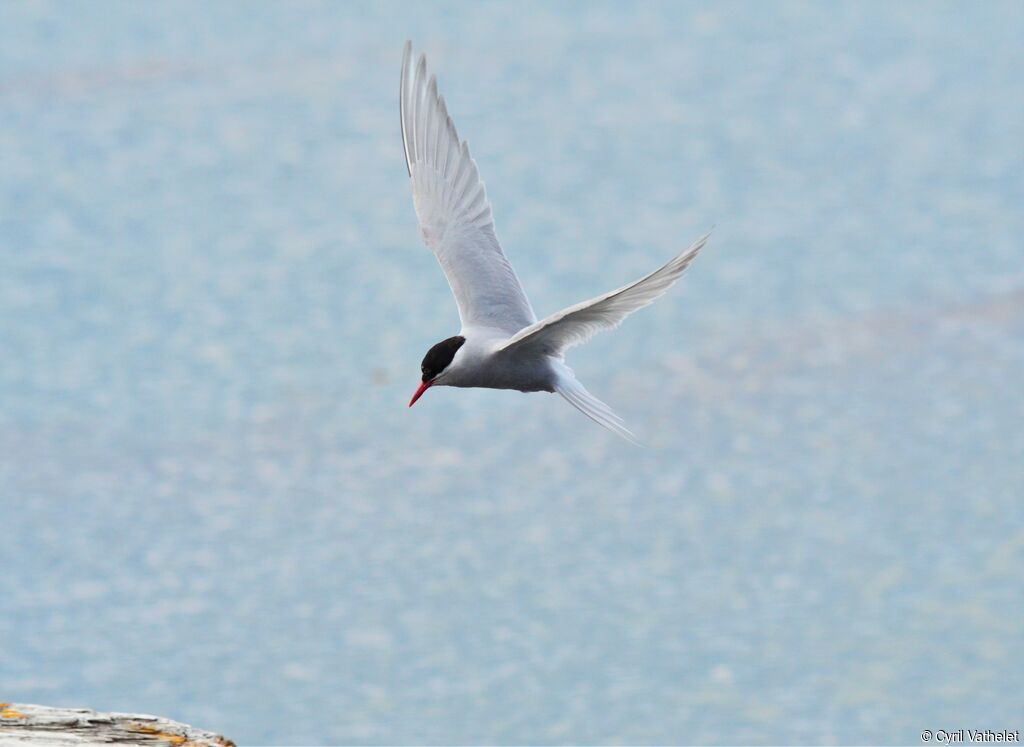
[1,2,1022,744]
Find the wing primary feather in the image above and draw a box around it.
[425,75,439,165]
[435,95,451,176]
[399,41,413,175]
[436,96,452,177]
[451,142,472,202]
[413,54,428,166]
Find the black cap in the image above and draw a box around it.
[421,336,466,381]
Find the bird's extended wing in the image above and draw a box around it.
[400,41,536,334]
[497,233,710,357]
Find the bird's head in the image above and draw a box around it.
[409,335,466,406]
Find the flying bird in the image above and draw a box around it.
[400,41,708,442]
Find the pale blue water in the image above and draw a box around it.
[1,2,1022,744]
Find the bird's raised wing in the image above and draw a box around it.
[400,41,536,334]
[498,234,710,357]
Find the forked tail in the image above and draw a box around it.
[553,366,640,445]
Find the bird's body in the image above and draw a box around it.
[400,41,708,442]
[438,332,558,393]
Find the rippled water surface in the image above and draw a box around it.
[2,2,1022,744]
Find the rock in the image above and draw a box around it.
[0,703,234,747]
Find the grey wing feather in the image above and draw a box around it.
[498,233,710,356]
[400,41,536,333]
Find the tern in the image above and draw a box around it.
[400,41,708,442]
